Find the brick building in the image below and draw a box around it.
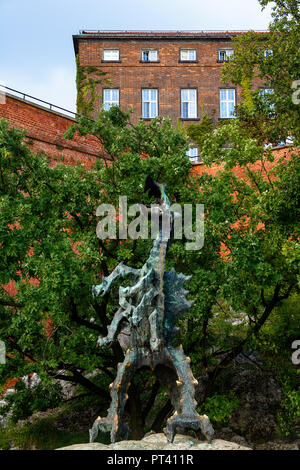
[73,30,266,161]
[0,86,106,167]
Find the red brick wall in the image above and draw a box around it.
[0,94,106,167]
[77,37,264,124]
[0,95,108,395]
[191,146,295,178]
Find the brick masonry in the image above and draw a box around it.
[191,146,294,178]
[0,94,106,167]
[74,33,264,125]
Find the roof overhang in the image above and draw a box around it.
[72,30,268,55]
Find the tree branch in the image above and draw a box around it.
[70,298,104,333]
[0,298,24,308]
[48,370,110,400]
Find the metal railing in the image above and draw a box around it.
[79,29,268,34]
[0,84,79,120]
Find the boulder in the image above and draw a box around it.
[56,433,252,450]
[228,369,282,441]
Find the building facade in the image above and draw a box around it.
[73,30,265,162]
[73,30,246,124]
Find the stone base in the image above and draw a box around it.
[57,433,252,450]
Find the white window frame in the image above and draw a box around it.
[180,49,197,61]
[103,89,119,110]
[260,88,274,96]
[103,49,120,61]
[259,88,275,112]
[218,49,234,62]
[264,49,273,58]
[186,147,199,163]
[219,88,236,119]
[142,89,158,119]
[141,50,158,62]
[181,89,197,119]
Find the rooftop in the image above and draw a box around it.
[78,29,268,35]
[73,29,268,53]
[0,85,78,120]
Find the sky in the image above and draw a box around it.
[0,0,274,112]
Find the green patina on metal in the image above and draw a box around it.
[89,177,214,444]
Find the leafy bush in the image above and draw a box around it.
[198,393,239,427]
[0,416,91,450]
[278,388,300,437]
[0,381,63,423]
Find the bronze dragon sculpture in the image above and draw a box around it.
[89,176,214,444]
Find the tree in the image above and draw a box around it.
[221,0,300,144]
[1,100,299,440]
[0,111,195,437]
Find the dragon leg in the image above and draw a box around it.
[97,307,129,348]
[89,349,138,444]
[164,345,214,443]
[93,263,140,297]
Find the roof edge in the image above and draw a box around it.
[72,30,269,53]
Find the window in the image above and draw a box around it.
[186,147,198,163]
[259,88,275,112]
[103,49,120,61]
[103,89,119,110]
[218,49,234,62]
[180,49,196,61]
[260,88,274,97]
[264,49,273,58]
[219,88,236,119]
[142,89,158,118]
[181,89,197,119]
[142,50,158,62]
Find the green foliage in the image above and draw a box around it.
[198,393,239,427]
[241,74,254,111]
[278,387,300,437]
[183,111,215,153]
[259,0,300,22]
[0,381,63,423]
[0,112,193,430]
[221,0,300,144]
[0,53,299,441]
[0,414,108,450]
[252,294,300,355]
[76,55,108,117]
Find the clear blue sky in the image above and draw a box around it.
[0,0,273,112]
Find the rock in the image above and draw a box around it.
[57,442,109,450]
[214,427,249,447]
[22,373,41,388]
[0,410,6,429]
[0,398,10,429]
[253,439,300,450]
[235,350,263,366]
[56,433,252,450]
[227,369,282,441]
